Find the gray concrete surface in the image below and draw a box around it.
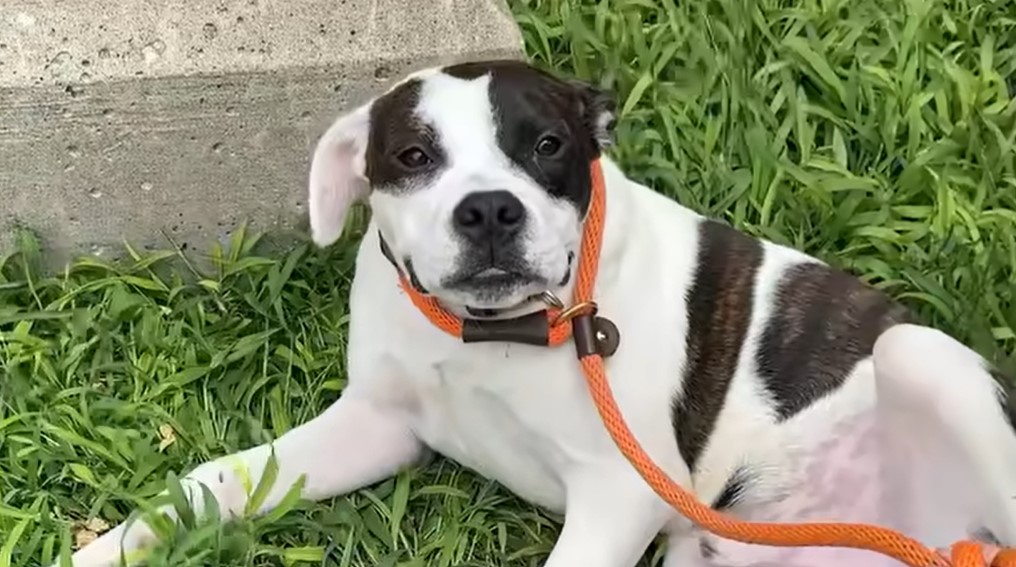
[0,0,524,269]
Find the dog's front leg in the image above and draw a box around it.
[542,470,677,567]
[66,393,423,567]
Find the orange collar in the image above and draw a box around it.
[388,158,616,355]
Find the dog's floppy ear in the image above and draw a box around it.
[307,100,373,247]
[568,78,617,150]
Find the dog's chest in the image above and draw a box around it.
[399,342,601,513]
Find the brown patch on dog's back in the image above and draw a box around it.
[756,262,912,420]
[673,220,764,471]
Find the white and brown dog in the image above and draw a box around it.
[69,60,1016,567]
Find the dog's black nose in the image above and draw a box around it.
[452,190,526,243]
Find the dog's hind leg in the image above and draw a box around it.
[872,323,1016,549]
[64,394,423,567]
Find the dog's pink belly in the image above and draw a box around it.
[702,411,909,567]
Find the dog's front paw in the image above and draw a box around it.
[56,519,156,567]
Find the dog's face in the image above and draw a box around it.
[307,60,615,310]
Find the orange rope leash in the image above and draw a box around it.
[392,158,1013,567]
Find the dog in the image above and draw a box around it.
[67,59,1016,567]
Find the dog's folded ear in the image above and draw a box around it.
[567,78,617,150]
[307,101,373,248]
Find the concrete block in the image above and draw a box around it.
[0,0,524,269]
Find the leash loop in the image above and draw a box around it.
[571,312,600,359]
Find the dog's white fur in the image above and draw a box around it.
[67,64,1016,567]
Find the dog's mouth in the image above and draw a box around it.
[444,266,545,294]
[402,259,540,300]
[403,251,575,313]
[447,250,575,293]
[400,254,577,315]
[451,252,575,311]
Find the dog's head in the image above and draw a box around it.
[307,60,616,311]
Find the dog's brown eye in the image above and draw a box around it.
[535,135,562,157]
[397,147,431,169]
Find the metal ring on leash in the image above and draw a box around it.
[551,301,598,327]
[537,290,565,310]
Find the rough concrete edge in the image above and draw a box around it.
[0,0,527,89]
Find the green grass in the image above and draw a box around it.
[2,0,1015,565]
